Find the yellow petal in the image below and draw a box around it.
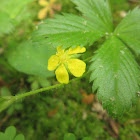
[68,59,86,77]
[57,46,64,54]
[55,64,69,84]
[48,55,59,71]
[50,0,57,4]
[38,8,48,20]
[39,0,49,6]
[68,46,86,55]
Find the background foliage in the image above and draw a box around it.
[0,0,140,140]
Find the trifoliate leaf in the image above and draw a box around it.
[72,0,113,32]
[0,126,25,140]
[89,36,139,117]
[0,10,14,36]
[7,41,56,77]
[115,7,140,55]
[5,126,16,140]
[32,13,106,49]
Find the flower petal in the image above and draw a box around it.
[68,59,86,77]
[55,64,69,84]
[48,55,59,71]
[39,0,49,6]
[57,46,64,54]
[68,46,86,55]
[38,8,48,20]
[50,0,57,4]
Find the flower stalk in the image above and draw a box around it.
[0,56,91,113]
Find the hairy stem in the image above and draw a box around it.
[15,56,92,100]
[15,72,88,100]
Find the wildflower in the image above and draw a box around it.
[48,46,86,84]
[38,0,61,20]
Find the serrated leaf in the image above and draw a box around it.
[89,36,139,116]
[0,10,14,36]
[0,0,34,36]
[0,0,33,19]
[7,41,56,77]
[72,0,113,32]
[110,0,127,4]
[32,13,106,49]
[5,126,16,140]
[115,7,140,55]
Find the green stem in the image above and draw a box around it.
[15,72,88,100]
[14,55,92,101]
[15,56,92,100]
[16,83,64,100]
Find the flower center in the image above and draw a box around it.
[56,51,69,64]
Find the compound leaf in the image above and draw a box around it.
[72,0,113,32]
[89,36,139,116]
[0,126,25,140]
[115,7,140,55]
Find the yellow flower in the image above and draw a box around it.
[38,0,61,20]
[48,46,86,84]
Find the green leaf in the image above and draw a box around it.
[31,81,40,90]
[14,134,25,140]
[114,7,140,55]
[110,0,127,4]
[0,132,9,140]
[89,36,139,116]
[0,96,15,113]
[0,126,25,140]
[0,0,33,36]
[0,10,14,36]
[0,0,33,19]
[38,77,51,87]
[72,0,113,32]
[7,41,56,77]
[32,13,106,49]
[64,133,76,140]
[5,126,16,140]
